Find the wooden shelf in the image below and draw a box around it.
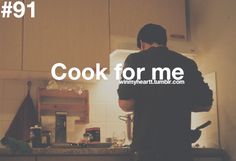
[37,88,89,124]
[39,88,88,99]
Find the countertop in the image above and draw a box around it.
[0,147,229,159]
[0,147,131,156]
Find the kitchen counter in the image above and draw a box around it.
[0,147,133,161]
[0,147,229,161]
[192,148,229,160]
[0,147,131,156]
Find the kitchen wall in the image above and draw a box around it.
[190,0,236,160]
[71,76,128,143]
[0,50,132,146]
[0,77,128,145]
[191,72,219,148]
[0,79,47,147]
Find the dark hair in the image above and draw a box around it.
[137,23,167,48]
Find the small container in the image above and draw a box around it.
[42,130,51,146]
[83,133,93,143]
[30,125,42,148]
[85,127,100,142]
[105,137,112,143]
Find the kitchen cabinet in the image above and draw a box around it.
[0,155,226,161]
[0,148,228,161]
[23,0,110,72]
[0,156,131,161]
[0,17,22,70]
[1,0,187,74]
[37,156,132,161]
[194,158,222,161]
[0,156,35,161]
[110,0,187,50]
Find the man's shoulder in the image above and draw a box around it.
[124,52,143,64]
[168,49,191,60]
[126,52,142,59]
[168,49,196,66]
[123,52,142,68]
[125,47,197,68]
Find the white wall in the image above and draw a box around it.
[0,78,128,145]
[190,0,236,160]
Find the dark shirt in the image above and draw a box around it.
[118,47,213,158]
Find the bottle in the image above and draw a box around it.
[30,125,42,148]
[42,130,51,146]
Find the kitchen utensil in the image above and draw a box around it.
[30,125,42,148]
[112,131,126,147]
[41,130,51,146]
[119,113,133,141]
[191,121,211,143]
[85,127,100,142]
[51,142,112,148]
[55,112,67,143]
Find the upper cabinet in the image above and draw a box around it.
[110,0,187,50]
[23,0,110,72]
[1,0,188,74]
[0,18,22,70]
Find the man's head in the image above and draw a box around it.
[137,24,167,50]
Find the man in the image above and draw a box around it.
[117,24,213,161]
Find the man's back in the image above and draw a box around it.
[118,24,212,161]
[118,46,213,160]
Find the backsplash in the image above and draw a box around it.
[0,78,128,145]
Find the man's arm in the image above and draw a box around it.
[117,54,137,112]
[189,61,213,112]
[191,105,212,112]
[118,99,135,112]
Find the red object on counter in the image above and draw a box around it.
[85,127,100,142]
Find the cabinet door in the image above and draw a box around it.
[23,0,109,72]
[0,17,22,70]
[0,156,35,161]
[37,156,132,161]
[110,0,187,49]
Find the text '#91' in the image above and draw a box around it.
[1,1,35,18]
